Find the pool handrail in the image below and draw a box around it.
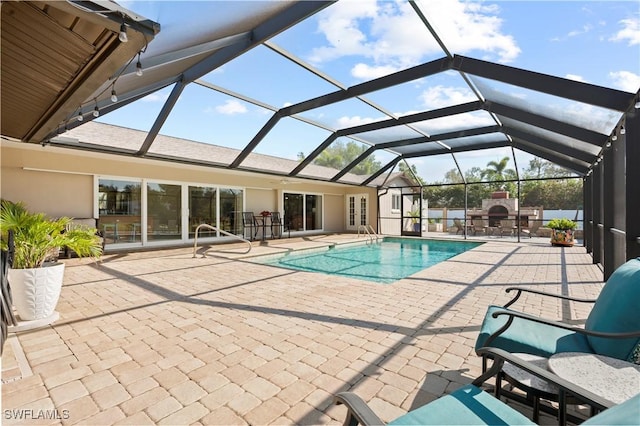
[193,223,252,258]
[358,224,382,244]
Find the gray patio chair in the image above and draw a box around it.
[335,347,637,425]
[242,212,259,241]
[270,211,283,239]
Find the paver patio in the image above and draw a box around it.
[2,235,603,425]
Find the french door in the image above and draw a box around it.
[346,194,368,231]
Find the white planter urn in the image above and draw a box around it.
[8,262,65,321]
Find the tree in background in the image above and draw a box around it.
[520,159,582,209]
[398,161,426,185]
[419,158,581,210]
[298,141,382,175]
[481,156,517,194]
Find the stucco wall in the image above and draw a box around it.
[1,142,376,236]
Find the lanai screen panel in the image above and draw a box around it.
[411,110,495,135]
[395,133,509,156]
[242,117,333,173]
[295,97,390,132]
[363,72,476,114]
[270,1,448,86]
[409,153,459,184]
[157,84,274,158]
[455,146,516,177]
[351,125,426,145]
[471,76,621,136]
[198,44,341,108]
[499,117,602,158]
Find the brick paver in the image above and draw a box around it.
[2,236,604,425]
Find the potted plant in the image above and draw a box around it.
[407,208,421,232]
[0,200,102,321]
[547,218,577,247]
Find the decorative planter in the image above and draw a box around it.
[550,229,575,247]
[428,223,443,232]
[8,262,65,321]
[413,222,420,232]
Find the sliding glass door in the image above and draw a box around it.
[189,186,216,239]
[284,192,322,232]
[147,183,181,241]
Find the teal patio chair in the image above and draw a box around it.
[335,347,638,425]
[475,257,640,367]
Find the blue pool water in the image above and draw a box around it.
[256,237,482,284]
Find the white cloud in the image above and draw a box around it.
[141,91,170,103]
[419,85,476,109]
[609,70,640,93]
[567,24,593,38]
[352,63,402,80]
[211,100,247,115]
[308,0,520,79]
[609,17,640,45]
[336,115,380,127]
[565,74,586,83]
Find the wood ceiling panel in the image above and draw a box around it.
[2,0,158,142]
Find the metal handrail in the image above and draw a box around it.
[367,224,382,243]
[193,224,252,258]
[358,224,382,244]
[357,224,374,244]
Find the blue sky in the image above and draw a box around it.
[103,1,640,183]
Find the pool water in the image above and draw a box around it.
[256,237,482,284]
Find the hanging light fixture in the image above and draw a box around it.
[111,87,118,103]
[77,110,84,122]
[620,126,625,135]
[635,100,640,109]
[93,100,100,118]
[605,141,612,148]
[135,52,143,76]
[612,134,617,141]
[119,22,128,43]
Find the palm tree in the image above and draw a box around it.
[481,156,516,191]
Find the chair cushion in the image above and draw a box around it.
[475,305,593,357]
[583,393,640,425]
[388,384,535,425]
[585,258,640,362]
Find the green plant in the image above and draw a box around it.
[546,218,577,231]
[407,208,420,224]
[0,200,102,269]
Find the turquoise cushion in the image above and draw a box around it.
[475,305,593,357]
[583,394,640,425]
[585,258,640,361]
[389,385,535,425]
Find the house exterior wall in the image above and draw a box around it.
[1,142,375,240]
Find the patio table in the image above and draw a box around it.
[548,352,640,405]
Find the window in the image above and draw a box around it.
[392,193,401,211]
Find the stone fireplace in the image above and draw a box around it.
[467,191,543,232]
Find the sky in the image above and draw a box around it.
[101,0,640,183]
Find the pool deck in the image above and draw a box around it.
[2,234,603,425]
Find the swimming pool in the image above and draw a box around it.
[255,237,482,284]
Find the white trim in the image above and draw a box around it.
[22,167,92,176]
